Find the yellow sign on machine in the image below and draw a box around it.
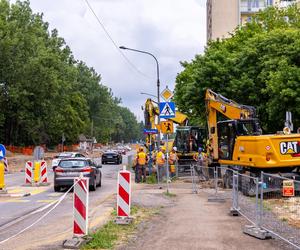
[160,121,174,134]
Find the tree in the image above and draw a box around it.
[0,0,141,146]
[174,5,300,133]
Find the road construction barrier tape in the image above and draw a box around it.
[0,162,5,190]
[117,166,131,217]
[3,158,8,173]
[0,177,82,245]
[39,160,48,183]
[25,161,33,184]
[73,177,89,237]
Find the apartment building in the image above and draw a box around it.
[207,0,299,41]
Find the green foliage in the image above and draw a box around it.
[0,0,141,145]
[174,6,300,132]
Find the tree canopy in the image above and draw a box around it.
[0,0,141,146]
[174,6,300,133]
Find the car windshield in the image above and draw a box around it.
[59,160,86,168]
[58,153,73,158]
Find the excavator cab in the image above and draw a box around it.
[174,126,206,153]
[217,119,262,160]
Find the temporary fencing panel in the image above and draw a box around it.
[73,177,89,237]
[260,173,300,248]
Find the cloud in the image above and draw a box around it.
[25,0,207,120]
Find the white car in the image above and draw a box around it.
[51,152,86,169]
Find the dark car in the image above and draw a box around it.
[54,158,102,192]
[102,150,122,164]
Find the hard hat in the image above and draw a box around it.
[139,147,144,151]
[172,147,177,151]
[161,146,166,151]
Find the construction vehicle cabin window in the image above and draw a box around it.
[236,120,261,136]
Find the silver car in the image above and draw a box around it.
[51,152,86,170]
[54,158,102,192]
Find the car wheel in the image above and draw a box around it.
[102,161,106,164]
[90,179,97,191]
[54,186,60,192]
[119,159,122,164]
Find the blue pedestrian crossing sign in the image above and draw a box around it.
[159,102,175,119]
[0,144,6,160]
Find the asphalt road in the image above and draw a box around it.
[0,153,133,250]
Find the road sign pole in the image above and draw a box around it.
[166,134,170,194]
[149,136,152,175]
[0,161,5,190]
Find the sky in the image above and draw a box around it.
[25,0,207,121]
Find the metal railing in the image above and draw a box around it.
[191,162,300,249]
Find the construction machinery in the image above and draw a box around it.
[205,89,300,194]
[143,98,206,172]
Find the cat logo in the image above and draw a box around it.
[280,141,299,155]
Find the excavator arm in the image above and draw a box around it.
[205,89,256,160]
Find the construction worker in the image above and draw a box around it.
[169,147,178,178]
[136,147,148,183]
[193,147,206,167]
[156,146,166,182]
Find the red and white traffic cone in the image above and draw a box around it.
[39,160,48,184]
[73,177,89,237]
[115,166,133,224]
[25,161,33,185]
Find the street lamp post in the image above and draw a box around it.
[120,46,161,149]
[140,92,157,99]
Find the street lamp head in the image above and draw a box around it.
[119,46,127,50]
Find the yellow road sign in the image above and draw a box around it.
[161,87,173,101]
[160,121,173,134]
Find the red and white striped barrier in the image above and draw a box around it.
[3,157,8,173]
[25,161,33,184]
[73,177,89,237]
[117,167,131,218]
[39,160,48,183]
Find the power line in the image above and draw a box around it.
[83,0,151,79]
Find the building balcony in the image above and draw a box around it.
[240,0,268,13]
[277,0,298,8]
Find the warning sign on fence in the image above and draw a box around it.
[282,180,295,197]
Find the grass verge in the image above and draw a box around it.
[82,206,158,249]
[146,174,157,184]
[163,191,176,198]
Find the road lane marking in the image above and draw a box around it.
[37,200,58,203]
[47,193,63,197]
[0,199,30,203]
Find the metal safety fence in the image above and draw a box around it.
[190,163,300,249]
[260,173,300,248]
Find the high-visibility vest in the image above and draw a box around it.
[156,151,165,165]
[137,152,146,165]
[169,152,177,164]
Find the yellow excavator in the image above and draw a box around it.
[143,98,206,172]
[205,89,300,194]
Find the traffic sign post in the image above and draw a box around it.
[33,146,44,161]
[159,102,175,119]
[161,87,173,101]
[0,145,7,192]
[160,121,173,134]
[0,144,6,161]
[143,129,158,134]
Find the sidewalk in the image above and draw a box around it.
[118,182,285,250]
